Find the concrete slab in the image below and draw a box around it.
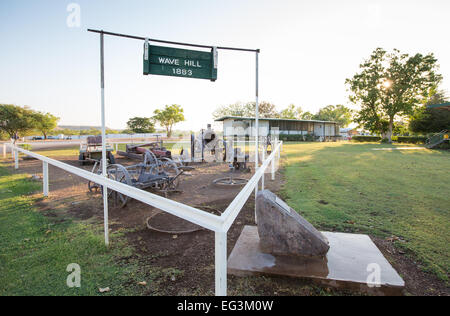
[228,226,405,295]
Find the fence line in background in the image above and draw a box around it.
[6,140,283,296]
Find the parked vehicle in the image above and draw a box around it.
[79,136,115,165]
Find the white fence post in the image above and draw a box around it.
[271,151,275,181]
[254,141,259,225]
[215,231,227,296]
[261,146,265,191]
[2,143,5,158]
[278,141,281,160]
[14,149,18,169]
[43,161,49,197]
[8,137,283,297]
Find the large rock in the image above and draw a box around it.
[256,190,330,257]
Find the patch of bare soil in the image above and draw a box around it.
[2,155,448,296]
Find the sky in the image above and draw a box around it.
[1,0,450,131]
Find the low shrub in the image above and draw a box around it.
[279,134,317,142]
[352,136,381,142]
[19,144,32,151]
[396,136,427,144]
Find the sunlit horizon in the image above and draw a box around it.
[1,0,449,130]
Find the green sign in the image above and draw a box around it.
[143,42,217,81]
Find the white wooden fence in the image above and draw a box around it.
[6,140,283,296]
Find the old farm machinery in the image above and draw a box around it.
[117,138,172,161]
[88,150,190,207]
[79,136,115,165]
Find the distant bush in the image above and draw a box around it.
[19,144,32,151]
[279,134,317,142]
[396,136,427,144]
[436,142,450,150]
[0,131,9,141]
[352,136,381,142]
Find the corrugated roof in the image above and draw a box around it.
[214,116,338,124]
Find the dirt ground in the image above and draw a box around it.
[3,154,448,296]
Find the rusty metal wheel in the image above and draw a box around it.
[106,164,132,208]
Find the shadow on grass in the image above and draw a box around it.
[280,141,449,281]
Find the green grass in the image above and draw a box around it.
[0,166,152,296]
[281,142,450,281]
[33,146,80,157]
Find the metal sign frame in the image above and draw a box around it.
[87,28,261,282]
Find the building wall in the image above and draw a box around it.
[223,119,270,137]
[222,119,338,139]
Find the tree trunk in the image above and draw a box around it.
[388,116,394,143]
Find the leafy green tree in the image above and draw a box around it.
[393,122,409,136]
[0,104,37,143]
[410,107,450,134]
[0,130,9,141]
[346,48,442,142]
[33,112,59,139]
[126,117,155,134]
[280,104,303,119]
[212,101,279,119]
[245,101,279,118]
[153,104,185,138]
[212,102,247,118]
[300,111,314,120]
[410,91,450,133]
[313,105,353,127]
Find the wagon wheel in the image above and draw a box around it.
[88,181,100,193]
[106,164,132,208]
[213,177,248,186]
[88,161,101,193]
[143,150,159,167]
[159,158,181,190]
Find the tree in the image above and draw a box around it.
[153,104,185,138]
[410,107,450,134]
[247,101,279,118]
[126,117,155,134]
[410,91,450,133]
[0,104,37,144]
[346,48,442,142]
[300,111,314,120]
[212,102,247,119]
[313,105,353,127]
[280,104,303,119]
[212,101,279,119]
[34,112,59,139]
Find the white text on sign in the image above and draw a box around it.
[158,57,202,68]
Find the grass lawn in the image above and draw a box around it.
[280,142,449,282]
[1,141,448,295]
[0,166,160,296]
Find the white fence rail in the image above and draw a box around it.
[6,140,283,296]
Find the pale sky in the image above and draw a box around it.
[1,0,449,130]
